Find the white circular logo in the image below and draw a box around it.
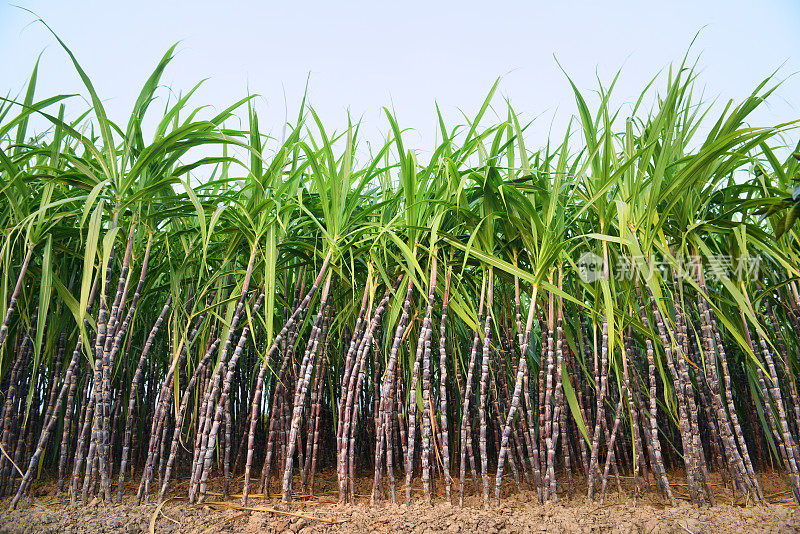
[577,252,604,283]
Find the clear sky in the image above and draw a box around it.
[2,0,799,156]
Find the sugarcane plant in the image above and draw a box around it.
[3,26,800,512]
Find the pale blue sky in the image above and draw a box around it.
[2,1,799,155]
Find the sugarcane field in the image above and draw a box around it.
[1,5,800,533]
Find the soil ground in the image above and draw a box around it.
[1,470,798,533]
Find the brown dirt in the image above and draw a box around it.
[1,471,798,533]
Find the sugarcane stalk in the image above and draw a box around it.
[635,284,674,505]
[0,247,34,352]
[157,337,220,502]
[478,267,493,508]
[404,313,426,502]
[542,288,555,500]
[748,307,800,502]
[336,281,372,496]
[673,278,714,505]
[419,254,438,503]
[547,276,565,503]
[196,292,266,503]
[494,280,538,503]
[622,327,642,500]
[308,351,327,495]
[346,288,393,502]
[374,277,415,504]
[282,273,332,505]
[10,331,83,507]
[459,277,485,506]
[372,274,412,504]
[695,288,755,500]
[96,226,136,500]
[301,306,329,492]
[599,395,626,503]
[341,278,398,503]
[83,221,123,502]
[137,311,196,503]
[116,298,171,502]
[765,297,800,451]
[0,324,33,489]
[711,307,762,500]
[587,311,609,500]
[646,283,699,504]
[437,268,453,503]
[259,266,320,497]
[188,249,260,502]
[57,368,79,492]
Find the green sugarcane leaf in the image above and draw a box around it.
[53,274,93,329]
[561,361,589,444]
[41,20,118,182]
[264,226,277,346]
[80,201,104,323]
[747,366,780,463]
[80,181,107,232]
[777,202,800,238]
[25,234,52,424]
[100,227,121,301]
[185,179,207,247]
